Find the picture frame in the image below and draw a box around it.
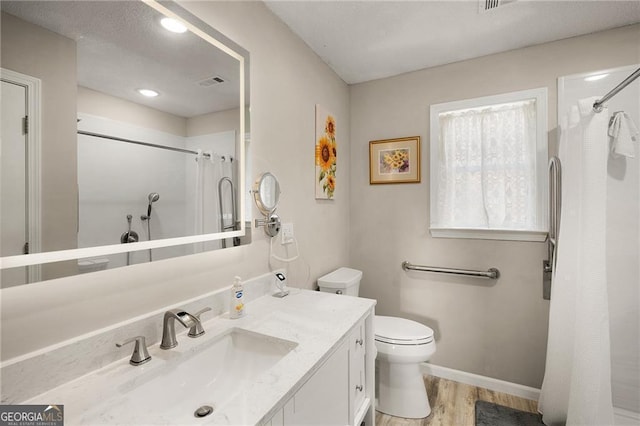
[369,136,421,184]
[315,104,337,199]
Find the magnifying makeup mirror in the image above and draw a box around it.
[253,172,281,237]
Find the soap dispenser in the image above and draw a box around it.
[229,276,245,319]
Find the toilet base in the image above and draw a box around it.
[376,359,431,419]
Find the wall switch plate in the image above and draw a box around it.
[281,222,294,245]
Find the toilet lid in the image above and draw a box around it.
[374,315,434,345]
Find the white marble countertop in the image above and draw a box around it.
[24,289,375,425]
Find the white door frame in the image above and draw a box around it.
[1,68,42,282]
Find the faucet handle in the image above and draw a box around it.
[188,307,212,338]
[116,335,152,366]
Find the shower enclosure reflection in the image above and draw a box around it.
[76,112,240,270]
[0,1,249,287]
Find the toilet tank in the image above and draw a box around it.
[317,267,362,296]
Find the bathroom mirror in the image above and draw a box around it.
[0,0,250,287]
[253,172,281,216]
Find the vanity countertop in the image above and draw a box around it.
[24,289,375,425]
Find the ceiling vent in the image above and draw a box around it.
[197,76,225,87]
[479,0,517,13]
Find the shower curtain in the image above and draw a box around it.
[192,152,233,251]
[538,98,614,425]
[193,150,205,253]
[194,150,204,233]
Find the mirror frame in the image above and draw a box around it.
[253,172,281,216]
[0,0,250,271]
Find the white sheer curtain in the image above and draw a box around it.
[437,100,537,229]
[538,98,614,425]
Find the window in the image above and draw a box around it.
[429,88,548,241]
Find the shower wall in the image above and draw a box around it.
[77,113,189,267]
[77,88,241,269]
[559,64,640,416]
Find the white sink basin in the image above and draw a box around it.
[52,328,297,425]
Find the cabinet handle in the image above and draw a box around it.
[356,384,363,392]
[355,338,363,346]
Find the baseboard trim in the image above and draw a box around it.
[421,363,541,402]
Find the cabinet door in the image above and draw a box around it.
[349,321,367,423]
[283,339,349,425]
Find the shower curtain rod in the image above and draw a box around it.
[592,67,640,113]
[79,130,234,162]
[78,130,212,159]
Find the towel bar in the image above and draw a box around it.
[401,261,500,279]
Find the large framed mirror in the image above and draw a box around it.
[0,1,250,288]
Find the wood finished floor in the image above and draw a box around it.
[375,375,538,426]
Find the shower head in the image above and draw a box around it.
[147,192,160,217]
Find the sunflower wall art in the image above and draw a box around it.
[315,105,337,199]
[369,136,421,184]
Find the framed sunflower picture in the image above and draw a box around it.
[315,105,337,199]
[369,136,421,184]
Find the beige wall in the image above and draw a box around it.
[77,87,187,137]
[0,1,350,361]
[349,24,640,388]
[187,108,240,137]
[78,87,241,138]
[1,12,78,280]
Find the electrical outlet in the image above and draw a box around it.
[281,222,294,244]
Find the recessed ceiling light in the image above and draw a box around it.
[137,89,159,98]
[160,17,187,34]
[584,73,609,82]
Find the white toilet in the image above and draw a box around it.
[318,267,436,419]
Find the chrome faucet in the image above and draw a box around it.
[187,307,212,338]
[116,335,152,366]
[160,309,200,349]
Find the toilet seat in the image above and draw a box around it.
[374,316,434,345]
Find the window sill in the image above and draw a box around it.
[430,227,548,242]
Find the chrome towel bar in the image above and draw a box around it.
[402,261,500,279]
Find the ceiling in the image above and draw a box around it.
[264,0,640,85]
[1,1,241,118]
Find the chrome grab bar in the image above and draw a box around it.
[402,261,500,280]
[218,176,237,248]
[543,156,562,300]
[548,156,562,268]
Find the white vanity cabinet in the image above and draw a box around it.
[349,318,370,425]
[282,338,349,425]
[265,313,374,426]
[7,287,377,426]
